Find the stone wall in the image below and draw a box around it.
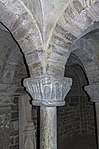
[10,96,19,149]
[9,95,38,149]
[0,108,11,149]
[58,95,95,143]
[80,96,95,134]
[58,64,95,144]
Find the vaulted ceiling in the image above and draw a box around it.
[0,0,99,78]
[0,0,99,85]
[0,24,27,86]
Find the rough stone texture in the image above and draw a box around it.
[85,84,99,102]
[10,96,19,149]
[40,107,57,149]
[0,111,11,149]
[0,84,18,149]
[24,75,72,106]
[58,64,95,145]
[71,35,99,84]
[58,95,95,142]
[95,102,99,149]
[59,134,97,149]
[0,25,28,149]
[0,0,99,77]
[0,84,17,106]
[0,1,99,149]
[84,84,99,148]
[10,93,37,149]
[0,25,26,88]
[0,85,16,148]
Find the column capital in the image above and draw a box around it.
[84,83,99,102]
[23,75,72,107]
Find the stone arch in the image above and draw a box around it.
[65,53,90,95]
[58,61,96,148]
[0,0,99,77]
[45,0,99,77]
[0,0,41,52]
[0,24,25,85]
[0,22,35,149]
[0,23,27,149]
[0,0,42,76]
[0,23,28,93]
[65,64,88,95]
[71,33,99,84]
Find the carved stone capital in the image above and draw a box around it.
[84,83,99,102]
[24,75,72,106]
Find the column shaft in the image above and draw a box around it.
[40,106,57,149]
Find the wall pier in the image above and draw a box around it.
[85,84,99,149]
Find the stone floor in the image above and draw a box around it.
[58,134,97,149]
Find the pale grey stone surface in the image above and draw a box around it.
[40,107,57,149]
[24,75,72,106]
[0,0,99,77]
[0,84,17,149]
[95,102,99,149]
[84,84,99,102]
[84,84,99,149]
[0,84,17,107]
[71,32,99,84]
[0,1,99,149]
[24,75,72,149]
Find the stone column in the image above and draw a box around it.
[84,84,99,148]
[40,106,57,149]
[24,75,72,149]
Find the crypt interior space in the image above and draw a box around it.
[0,1,99,149]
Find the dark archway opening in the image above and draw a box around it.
[58,56,97,149]
[0,23,29,149]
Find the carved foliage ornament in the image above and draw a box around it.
[24,76,72,106]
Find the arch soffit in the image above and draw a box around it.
[0,24,26,84]
[71,36,99,84]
